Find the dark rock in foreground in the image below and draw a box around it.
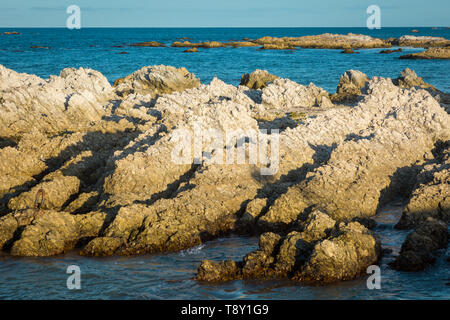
[390,218,448,271]
[197,211,381,284]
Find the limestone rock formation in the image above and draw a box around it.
[400,47,450,60]
[240,70,279,89]
[393,35,450,48]
[261,79,332,109]
[113,65,201,97]
[0,65,113,138]
[0,64,448,288]
[1,209,105,256]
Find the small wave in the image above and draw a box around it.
[178,244,205,256]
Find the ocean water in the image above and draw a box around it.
[0,204,448,299]
[0,27,449,92]
[0,28,449,300]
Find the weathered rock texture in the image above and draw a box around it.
[240,70,279,89]
[392,36,450,48]
[400,47,450,60]
[197,212,381,284]
[113,65,201,97]
[0,64,449,285]
[331,70,369,103]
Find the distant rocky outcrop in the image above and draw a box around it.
[400,47,450,60]
[129,41,166,47]
[392,35,450,48]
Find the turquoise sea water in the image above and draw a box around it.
[0,27,449,92]
[0,28,449,300]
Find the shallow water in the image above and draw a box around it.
[0,204,448,300]
[0,27,449,92]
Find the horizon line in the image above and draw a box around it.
[1,26,448,29]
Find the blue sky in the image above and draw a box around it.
[0,0,449,27]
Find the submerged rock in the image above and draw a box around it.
[129,41,166,47]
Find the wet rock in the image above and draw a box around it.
[227,41,259,48]
[240,70,279,89]
[80,237,124,256]
[400,47,450,60]
[293,222,381,283]
[258,77,450,227]
[30,46,50,49]
[197,220,380,284]
[390,218,448,271]
[196,260,242,282]
[340,48,357,54]
[0,64,449,264]
[171,41,225,48]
